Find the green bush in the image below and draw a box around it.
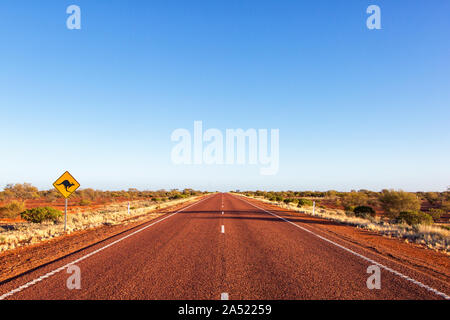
[283,198,296,204]
[297,198,313,207]
[79,199,92,206]
[428,208,443,221]
[20,207,63,223]
[275,195,284,202]
[395,211,433,226]
[0,200,26,219]
[353,206,376,218]
[169,194,185,200]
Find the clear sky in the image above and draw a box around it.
[0,0,449,192]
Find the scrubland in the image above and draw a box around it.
[0,185,207,252]
[239,193,449,253]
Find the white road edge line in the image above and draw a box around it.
[0,195,213,300]
[236,195,450,300]
[221,292,229,300]
[221,225,225,233]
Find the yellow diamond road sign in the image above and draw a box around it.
[53,171,80,198]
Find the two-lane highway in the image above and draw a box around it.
[0,193,448,300]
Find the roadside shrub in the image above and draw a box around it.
[20,207,63,223]
[297,198,313,207]
[428,208,443,221]
[275,195,284,202]
[283,198,296,204]
[0,200,26,219]
[353,206,376,219]
[169,194,185,200]
[394,211,433,226]
[79,199,92,206]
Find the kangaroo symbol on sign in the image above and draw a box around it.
[58,180,75,192]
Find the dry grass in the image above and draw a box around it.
[242,195,450,254]
[0,196,201,252]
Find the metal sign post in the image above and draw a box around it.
[64,198,68,232]
[312,201,316,216]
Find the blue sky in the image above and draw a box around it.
[0,0,449,192]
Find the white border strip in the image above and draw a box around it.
[0,195,212,300]
[236,195,450,300]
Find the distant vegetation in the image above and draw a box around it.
[0,183,206,202]
[0,183,208,222]
[238,189,449,225]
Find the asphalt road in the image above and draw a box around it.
[0,193,448,300]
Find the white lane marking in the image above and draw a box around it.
[236,195,450,300]
[221,225,225,233]
[222,211,224,215]
[221,292,229,300]
[0,195,213,300]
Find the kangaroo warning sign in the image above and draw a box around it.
[53,171,80,198]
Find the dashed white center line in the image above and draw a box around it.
[222,211,224,215]
[221,225,225,233]
[221,292,229,300]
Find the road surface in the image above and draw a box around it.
[0,193,449,300]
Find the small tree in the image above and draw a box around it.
[342,192,369,210]
[0,200,26,219]
[379,190,421,218]
[3,183,39,200]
